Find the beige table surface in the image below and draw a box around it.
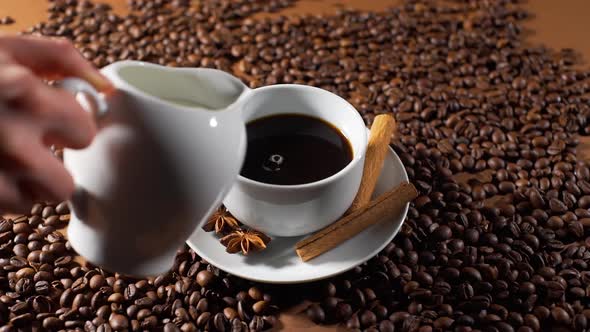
[1,1,589,331]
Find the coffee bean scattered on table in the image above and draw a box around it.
[0,16,15,25]
[2,0,590,331]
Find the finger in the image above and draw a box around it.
[0,109,40,161]
[0,115,74,204]
[27,149,74,202]
[24,145,75,203]
[0,117,36,213]
[0,49,13,64]
[0,63,96,148]
[0,35,112,91]
[36,86,97,149]
[0,63,36,102]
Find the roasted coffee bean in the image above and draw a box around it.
[197,298,208,312]
[11,302,29,315]
[96,305,110,319]
[43,316,62,329]
[107,292,123,304]
[13,243,29,257]
[223,307,238,321]
[196,312,211,327]
[109,313,129,329]
[127,304,140,320]
[235,291,248,302]
[524,314,541,331]
[136,308,151,320]
[346,314,360,329]
[28,215,43,227]
[142,315,158,329]
[181,322,197,332]
[433,317,454,329]
[230,318,247,332]
[34,280,50,295]
[377,320,394,332]
[551,307,571,325]
[306,304,325,324]
[15,267,35,280]
[13,222,32,234]
[164,322,181,332]
[41,206,55,218]
[360,310,377,327]
[55,202,69,214]
[335,302,353,321]
[97,323,112,332]
[213,312,228,331]
[432,225,452,240]
[549,199,568,214]
[196,270,215,287]
[249,315,264,331]
[252,300,267,314]
[578,195,590,208]
[573,314,587,331]
[248,287,263,301]
[89,274,106,290]
[0,222,12,235]
[321,296,339,316]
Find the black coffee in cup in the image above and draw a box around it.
[240,114,353,185]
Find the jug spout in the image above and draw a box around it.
[101,60,250,112]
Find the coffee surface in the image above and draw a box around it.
[241,114,353,185]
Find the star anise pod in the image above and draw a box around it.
[202,206,240,234]
[220,230,271,255]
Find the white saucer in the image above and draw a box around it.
[186,146,409,284]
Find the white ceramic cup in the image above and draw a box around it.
[223,85,368,237]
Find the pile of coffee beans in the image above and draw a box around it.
[1,0,589,331]
[1,203,280,332]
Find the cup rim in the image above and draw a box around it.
[236,84,368,190]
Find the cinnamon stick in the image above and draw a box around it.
[295,182,418,262]
[295,114,396,251]
[348,114,397,213]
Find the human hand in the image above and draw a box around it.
[0,35,112,213]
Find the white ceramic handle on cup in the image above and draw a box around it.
[56,78,109,121]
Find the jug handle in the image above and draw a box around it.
[55,78,108,222]
[56,78,109,121]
